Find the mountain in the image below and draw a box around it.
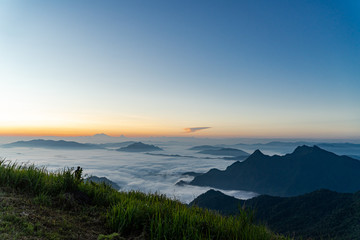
[235,141,360,156]
[116,142,162,152]
[2,139,102,150]
[198,148,250,157]
[189,145,221,151]
[93,133,110,137]
[190,189,242,215]
[96,141,135,149]
[317,142,360,156]
[190,145,360,196]
[146,153,197,158]
[86,176,120,190]
[190,189,360,240]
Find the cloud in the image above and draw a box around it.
[5,140,257,203]
[184,127,211,133]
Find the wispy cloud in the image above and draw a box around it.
[184,127,211,133]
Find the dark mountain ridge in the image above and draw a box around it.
[189,145,221,151]
[116,142,162,152]
[190,189,360,240]
[96,141,135,149]
[235,141,360,156]
[190,145,360,196]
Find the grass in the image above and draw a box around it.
[0,187,107,239]
[0,159,289,239]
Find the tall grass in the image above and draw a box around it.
[0,159,78,195]
[0,159,288,240]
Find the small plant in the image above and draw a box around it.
[33,193,52,206]
[97,232,121,240]
[74,166,83,183]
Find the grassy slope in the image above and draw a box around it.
[0,188,107,239]
[0,160,288,240]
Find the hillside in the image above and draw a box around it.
[0,160,286,240]
[0,188,108,239]
[190,189,360,240]
[190,145,360,196]
[116,142,163,152]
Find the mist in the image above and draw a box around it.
[0,139,258,203]
[2,136,360,203]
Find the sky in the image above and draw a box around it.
[0,0,359,138]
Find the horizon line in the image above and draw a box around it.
[0,133,359,141]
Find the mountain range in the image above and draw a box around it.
[188,145,222,151]
[1,140,162,153]
[2,139,101,150]
[190,189,360,240]
[198,148,249,157]
[190,145,360,196]
[116,142,163,152]
[235,141,360,157]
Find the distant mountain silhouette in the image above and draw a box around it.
[93,133,110,137]
[190,189,360,240]
[317,142,360,156]
[86,176,120,190]
[189,145,221,151]
[235,141,360,156]
[116,142,162,152]
[2,139,101,150]
[146,153,197,158]
[198,148,249,157]
[190,145,360,196]
[97,141,135,149]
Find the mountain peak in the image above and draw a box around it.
[190,145,360,197]
[93,133,110,137]
[117,142,162,152]
[252,149,264,156]
[292,145,321,155]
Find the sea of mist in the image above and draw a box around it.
[0,140,258,203]
[1,136,360,203]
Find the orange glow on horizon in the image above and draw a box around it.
[0,126,357,139]
[0,122,358,139]
[0,126,195,137]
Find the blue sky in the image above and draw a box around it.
[0,0,359,138]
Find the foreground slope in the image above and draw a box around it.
[0,188,108,239]
[191,189,360,240]
[190,145,360,196]
[0,160,286,240]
